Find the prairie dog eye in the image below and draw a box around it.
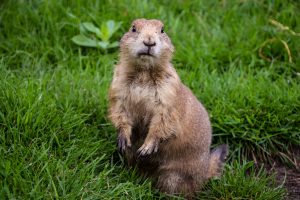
[132,25,136,32]
[161,27,164,33]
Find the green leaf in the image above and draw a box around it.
[106,20,116,34]
[100,23,110,41]
[99,20,122,41]
[107,41,119,49]
[82,22,101,37]
[98,41,109,49]
[107,20,122,35]
[71,35,98,47]
[79,23,87,34]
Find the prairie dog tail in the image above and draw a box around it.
[208,144,228,178]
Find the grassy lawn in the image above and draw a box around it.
[0,0,299,199]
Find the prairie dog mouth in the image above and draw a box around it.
[137,48,155,57]
[138,52,154,57]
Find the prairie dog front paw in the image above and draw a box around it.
[117,128,131,153]
[137,138,159,156]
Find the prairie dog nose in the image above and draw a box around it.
[143,36,156,47]
[143,40,156,47]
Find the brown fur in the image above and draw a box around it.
[108,19,228,198]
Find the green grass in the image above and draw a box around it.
[201,161,285,200]
[1,0,299,199]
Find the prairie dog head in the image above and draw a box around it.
[120,19,174,67]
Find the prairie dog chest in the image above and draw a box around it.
[123,81,160,120]
[124,75,176,118]
[128,83,157,105]
[112,67,179,119]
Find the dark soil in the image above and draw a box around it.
[265,147,300,200]
[270,163,300,200]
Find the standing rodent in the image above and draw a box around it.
[108,19,228,198]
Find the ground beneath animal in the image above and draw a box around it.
[275,164,300,200]
[266,147,300,200]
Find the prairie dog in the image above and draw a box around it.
[108,19,228,198]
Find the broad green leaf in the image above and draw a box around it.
[98,41,109,49]
[71,35,98,47]
[107,41,119,49]
[106,20,122,35]
[97,20,122,41]
[100,23,110,41]
[114,22,122,33]
[106,20,116,35]
[82,22,101,37]
[79,23,88,34]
